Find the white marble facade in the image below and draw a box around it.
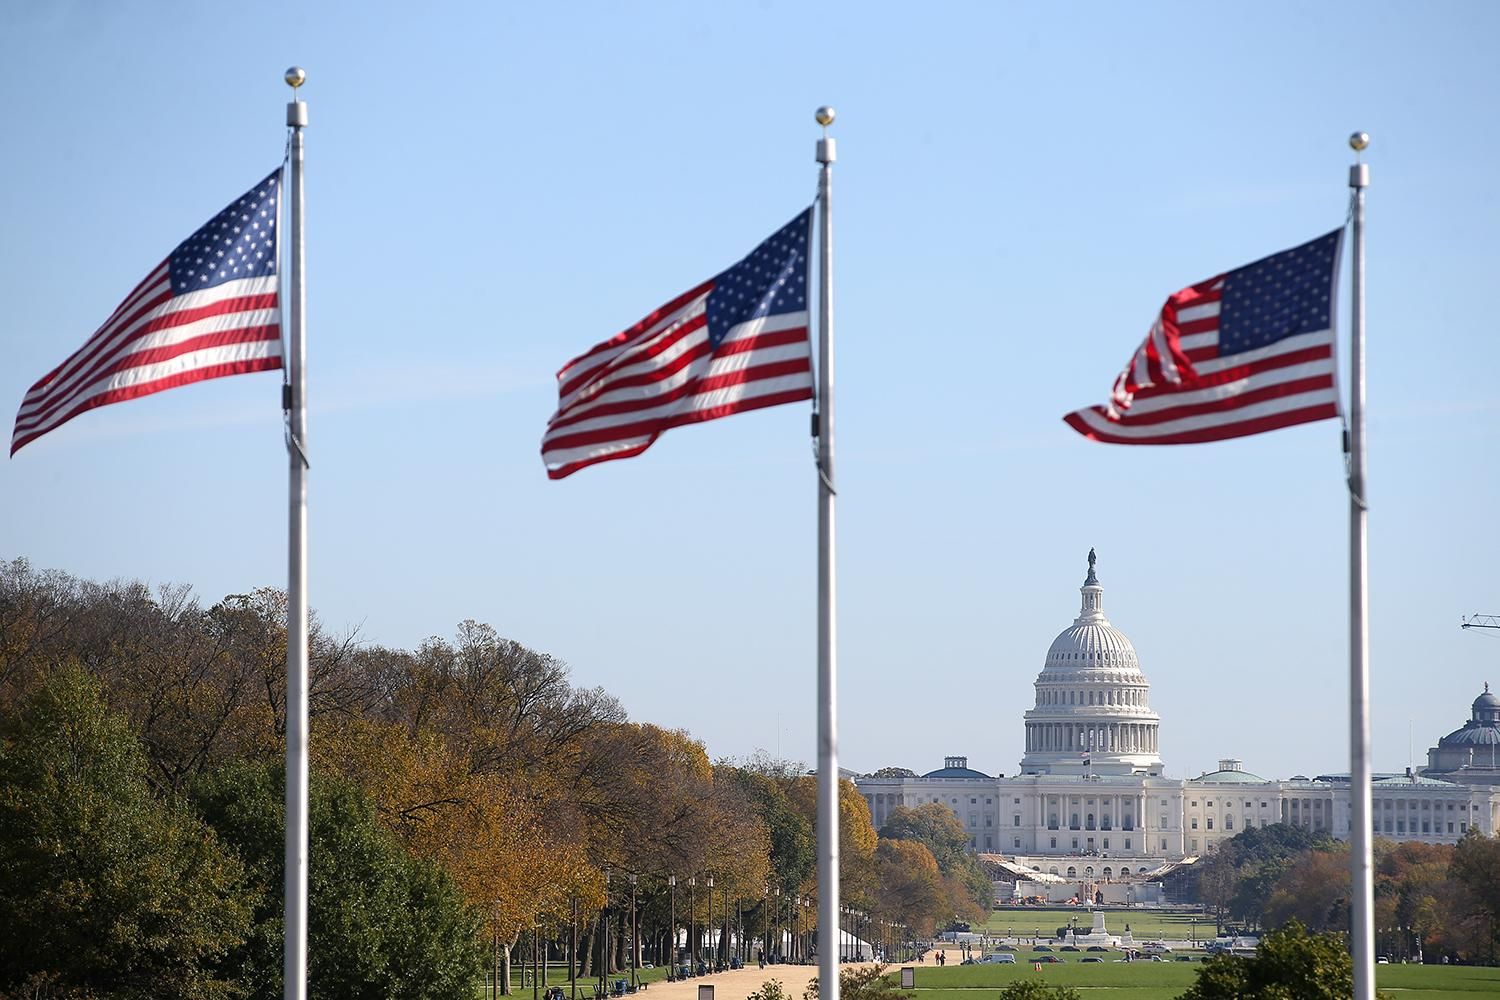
[856,553,1500,870]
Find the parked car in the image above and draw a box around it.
[1059,945,1080,952]
[1080,957,1104,963]
[1033,945,1052,952]
[1086,946,1110,952]
[981,954,1016,964]
[1140,942,1171,955]
[1377,957,1390,965]
[1033,955,1065,964]
[1174,956,1195,962]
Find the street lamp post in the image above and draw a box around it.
[791,897,799,964]
[706,877,715,971]
[629,874,639,989]
[795,896,803,964]
[688,877,696,977]
[599,872,610,998]
[774,888,781,963]
[788,896,796,964]
[570,897,579,1000]
[762,887,774,965]
[668,876,677,981]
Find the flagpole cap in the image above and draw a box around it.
[285,66,307,89]
[1348,131,1369,152]
[815,106,836,127]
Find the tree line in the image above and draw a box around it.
[1190,820,1500,964]
[0,558,990,999]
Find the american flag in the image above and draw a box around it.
[11,171,283,456]
[542,209,814,479]
[1064,229,1343,444]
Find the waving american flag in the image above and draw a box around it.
[1065,229,1343,445]
[11,171,283,456]
[542,209,814,479]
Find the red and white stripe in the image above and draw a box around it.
[541,280,812,479]
[1065,277,1338,445]
[11,266,281,455]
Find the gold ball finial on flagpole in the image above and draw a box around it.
[815,106,836,127]
[1349,131,1370,152]
[285,66,307,89]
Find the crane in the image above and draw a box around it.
[1461,614,1500,633]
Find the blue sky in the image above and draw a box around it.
[2,1,1496,783]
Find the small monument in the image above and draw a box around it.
[1067,909,1123,948]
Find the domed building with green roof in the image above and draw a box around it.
[1420,683,1500,787]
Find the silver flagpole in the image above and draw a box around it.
[813,105,840,1000]
[1346,130,1373,1000]
[283,66,310,1000]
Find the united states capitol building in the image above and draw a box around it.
[855,552,1500,882]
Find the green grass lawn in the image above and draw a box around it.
[905,963,1197,994]
[982,907,1210,944]
[900,961,1500,1000]
[1372,964,1500,996]
[483,962,675,992]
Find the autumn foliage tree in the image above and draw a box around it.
[872,840,946,937]
[878,804,992,921]
[1,558,1068,993]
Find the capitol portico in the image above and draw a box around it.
[855,552,1500,881]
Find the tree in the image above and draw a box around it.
[1448,829,1500,963]
[878,804,991,917]
[0,664,253,999]
[192,761,484,1000]
[873,840,947,937]
[790,777,879,914]
[1180,920,1362,1000]
[803,965,911,1000]
[996,982,1081,1000]
[1230,857,1294,931]
[1197,849,1237,935]
[878,805,969,869]
[1261,847,1350,933]
[315,714,597,991]
[1184,823,1336,932]
[1372,840,1454,962]
[747,980,791,1000]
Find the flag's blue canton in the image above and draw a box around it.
[705,209,811,348]
[168,171,280,294]
[1218,229,1341,357]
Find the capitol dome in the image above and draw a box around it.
[1019,550,1163,777]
